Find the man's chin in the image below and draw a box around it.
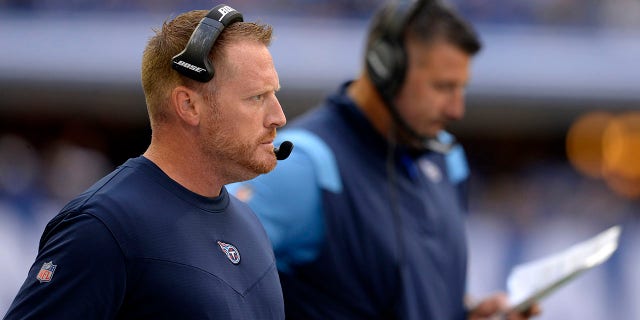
[249,156,277,175]
[427,125,445,137]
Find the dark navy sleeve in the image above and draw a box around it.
[4,213,126,320]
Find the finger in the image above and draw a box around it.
[523,303,542,317]
[507,303,542,320]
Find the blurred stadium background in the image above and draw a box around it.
[1,0,639,318]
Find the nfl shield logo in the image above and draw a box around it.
[36,261,57,283]
[217,241,241,265]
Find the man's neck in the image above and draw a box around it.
[143,137,224,198]
[347,77,392,139]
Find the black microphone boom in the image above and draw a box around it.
[274,141,294,160]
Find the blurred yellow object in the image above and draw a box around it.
[566,111,640,198]
[602,112,640,198]
[566,111,613,179]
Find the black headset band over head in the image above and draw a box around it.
[171,4,244,82]
[365,0,427,99]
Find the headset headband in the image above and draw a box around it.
[171,4,244,82]
[366,0,426,99]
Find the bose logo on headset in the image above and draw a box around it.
[171,4,244,82]
[217,5,236,19]
[174,60,206,73]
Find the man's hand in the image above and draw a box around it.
[468,293,541,320]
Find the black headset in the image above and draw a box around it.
[171,4,244,83]
[365,0,427,100]
[365,0,455,154]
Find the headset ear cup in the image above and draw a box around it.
[366,38,406,98]
[367,40,392,87]
[366,0,426,98]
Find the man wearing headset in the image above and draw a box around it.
[228,0,540,319]
[4,5,287,319]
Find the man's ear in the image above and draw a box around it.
[171,86,201,126]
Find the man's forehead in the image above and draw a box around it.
[408,40,469,65]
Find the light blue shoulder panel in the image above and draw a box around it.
[277,129,342,193]
[227,128,341,273]
[438,131,469,184]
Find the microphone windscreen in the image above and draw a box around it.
[274,141,294,160]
